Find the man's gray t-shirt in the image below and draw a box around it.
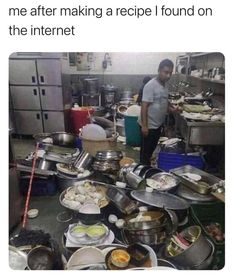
[141,78,169,129]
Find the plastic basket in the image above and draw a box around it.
[158,151,204,172]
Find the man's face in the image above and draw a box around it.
[158,66,173,83]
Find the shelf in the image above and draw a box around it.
[187,75,225,85]
[178,52,223,59]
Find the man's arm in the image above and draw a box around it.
[141,101,150,137]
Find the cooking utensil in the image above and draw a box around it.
[95,150,123,161]
[177,185,215,202]
[116,123,125,137]
[73,151,93,170]
[106,187,137,214]
[126,171,146,189]
[59,182,109,224]
[37,157,55,171]
[133,164,145,176]
[124,210,166,231]
[165,226,212,267]
[9,245,28,270]
[170,165,223,195]
[105,248,152,270]
[131,190,190,210]
[56,172,93,191]
[27,246,54,270]
[127,243,150,266]
[144,168,163,179]
[50,132,77,147]
[147,172,180,192]
[157,259,177,269]
[139,166,152,178]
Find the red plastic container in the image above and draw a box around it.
[71,107,94,134]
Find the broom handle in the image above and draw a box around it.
[22,142,39,228]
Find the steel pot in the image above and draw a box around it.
[139,166,152,178]
[165,226,212,267]
[116,123,125,137]
[126,171,146,190]
[51,132,77,147]
[122,228,166,245]
[56,172,92,191]
[144,168,163,179]
[124,210,166,231]
[73,151,93,170]
[157,259,177,269]
[95,150,123,161]
[133,164,145,176]
[37,158,55,171]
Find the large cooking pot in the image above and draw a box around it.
[122,209,178,245]
[165,226,212,267]
[59,182,109,225]
[56,172,93,191]
[124,210,166,231]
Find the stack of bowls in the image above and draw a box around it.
[93,151,123,174]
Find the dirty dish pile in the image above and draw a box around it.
[60,181,109,212]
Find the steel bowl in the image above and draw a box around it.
[122,228,166,245]
[27,246,54,270]
[139,166,153,178]
[95,150,123,161]
[157,259,177,269]
[144,168,163,179]
[165,226,212,267]
[56,172,93,191]
[148,172,180,192]
[51,132,77,147]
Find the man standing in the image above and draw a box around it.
[140,59,180,165]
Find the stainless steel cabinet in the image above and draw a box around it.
[9,55,71,135]
[10,86,41,110]
[9,60,37,85]
[42,111,66,132]
[39,86,63,110]
[37,59,62,85]
[14,110,43,135]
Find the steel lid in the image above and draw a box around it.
[131,190,190,210]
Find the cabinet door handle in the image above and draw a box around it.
[33,89,37,96]
[44,113,48,120]
[32,76,36,83]
[40,75,45,83]
[41,89,45,96]
[36,113,40,120]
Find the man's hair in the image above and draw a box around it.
[143,76,151,85]
[158,59,174,70]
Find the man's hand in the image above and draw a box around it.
[141,126,149,137]
[169,105,183,113]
